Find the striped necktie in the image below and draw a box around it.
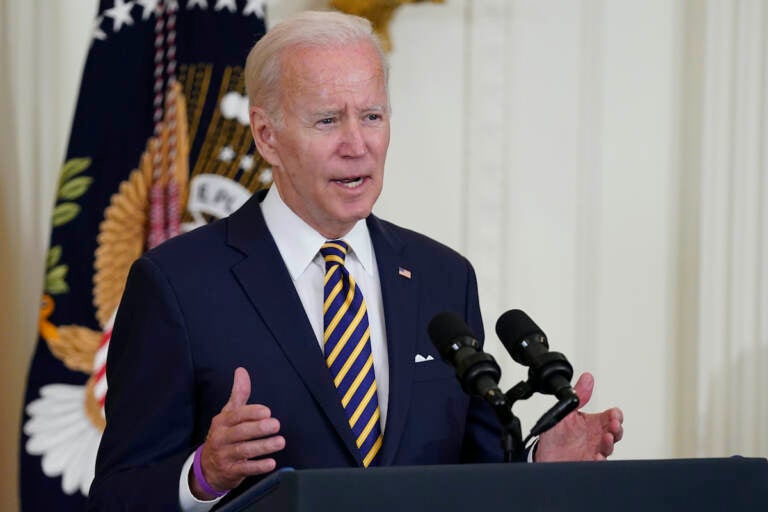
[320,239,383,467]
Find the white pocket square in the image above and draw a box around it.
[414,354,435,363]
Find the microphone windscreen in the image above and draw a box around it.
[495,309,546,359]
[428,312,476,359]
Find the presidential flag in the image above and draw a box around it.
[20,1,269,509]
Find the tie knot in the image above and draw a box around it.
[320,239,349,266]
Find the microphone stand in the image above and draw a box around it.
[493,376,579,462]
[453,350,526,462]
[481,387,523,463]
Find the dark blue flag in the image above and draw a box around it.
[20,1,268,509]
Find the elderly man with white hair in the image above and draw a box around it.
[89,11,623,511]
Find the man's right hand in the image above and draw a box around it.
[190,367,286,500]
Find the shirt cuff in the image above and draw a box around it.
[179,448,223,512]
[526,438,539,463]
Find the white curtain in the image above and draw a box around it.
[689,0,768,458]
[0,1,97,510]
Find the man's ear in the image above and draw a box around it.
[250,106,281,167]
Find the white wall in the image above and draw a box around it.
[2,1,767,510]
[379,0,683,460]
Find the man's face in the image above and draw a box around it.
[255,40,390,239]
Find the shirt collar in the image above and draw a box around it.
[260,186,375,280]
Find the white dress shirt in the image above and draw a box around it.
[180,187,390,510]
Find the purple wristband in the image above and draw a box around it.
[193,445,228,499]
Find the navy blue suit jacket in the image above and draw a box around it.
[88,192,502,510]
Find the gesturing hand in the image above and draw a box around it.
[190,367,286,499]
[534,372,624,462]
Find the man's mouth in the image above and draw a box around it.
[332,176,365,189]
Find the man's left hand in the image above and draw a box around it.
[534,372,624,462]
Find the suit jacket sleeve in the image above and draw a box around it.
[88,255,196,511]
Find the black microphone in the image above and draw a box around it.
[427,312,502,400]
[429,311,524,461]
[495,309,579,436]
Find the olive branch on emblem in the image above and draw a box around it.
[44,157,93,296]
[53,157,93,226]
[44,245,68,295]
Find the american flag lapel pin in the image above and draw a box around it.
[398,267,412,279]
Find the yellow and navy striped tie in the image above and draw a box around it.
[320,240,383,467]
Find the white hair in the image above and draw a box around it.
[244,10,389,122]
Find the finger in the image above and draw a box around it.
[600,407,624,425]
[226,367,252,410]
[611,420,624,443]
[210,457,278,488]
[599,409,623,442]
[573,372,594,410]
[594,453,606,461]
[234,457,278,477]
[207,408,277,452]
[224,403,273,427]
[229,435,286,461]
[600,432,615,457]
[200,434,284,489]
[222,417,281,445]
[600,408,620,427]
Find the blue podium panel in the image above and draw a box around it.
[218,458,768,512]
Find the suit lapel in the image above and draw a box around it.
[368,216,420,465]
[226,193,362,465]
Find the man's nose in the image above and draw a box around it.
[339,120,366,157]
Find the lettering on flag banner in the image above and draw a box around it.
[20,1,268,510]
[184,174,254,230]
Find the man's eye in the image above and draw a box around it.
[366,113,381,121]
[318,117,335,125]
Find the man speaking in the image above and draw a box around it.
[88,10,623,511]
